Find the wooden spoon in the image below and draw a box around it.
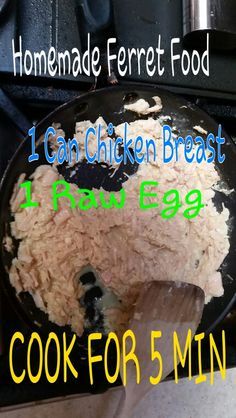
[115,281,205,418]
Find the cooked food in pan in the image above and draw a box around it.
[5,98,230,336]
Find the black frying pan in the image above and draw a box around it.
[0,84,236,339]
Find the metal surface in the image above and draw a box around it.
[0,1,236,94]
[183,0,236,49]
[0,89,31,136]
[0,0,10,15]
[77,0,115,48]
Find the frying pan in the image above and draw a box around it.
[0,83,236,341]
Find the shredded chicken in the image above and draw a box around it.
[7,107,230,336]
[124,96,162,115]
[193,125,208,135]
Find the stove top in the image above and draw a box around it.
[0,0,236,97]
[0,0,236,409]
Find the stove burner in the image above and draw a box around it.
[0,0,10,15]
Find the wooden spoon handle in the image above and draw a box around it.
[116,281,204,417]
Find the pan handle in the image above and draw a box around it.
[0,89,31,137]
